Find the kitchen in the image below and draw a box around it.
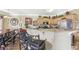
[0,9,79,50]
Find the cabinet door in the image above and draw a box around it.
[67,19,72,30]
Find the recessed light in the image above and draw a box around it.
[47,9,54,12]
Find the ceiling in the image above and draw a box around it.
[0,9,73,16]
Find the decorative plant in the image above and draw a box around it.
[25,22,28,28]
[58,15,64,18]
[39,16,42,18]
[52,16,56,19]
[43,16,49,18]
[65,11,70,15]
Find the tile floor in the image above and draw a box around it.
[5,38,20,50]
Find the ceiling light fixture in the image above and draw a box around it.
[47,9,54,12]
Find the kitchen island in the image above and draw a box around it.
[27,28,76,50]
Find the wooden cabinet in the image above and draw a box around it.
[33,14,78,30]
[72,32,79,46]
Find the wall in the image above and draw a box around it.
[3,16,26,32]
[3,17,9,32]
[0,18,3,33]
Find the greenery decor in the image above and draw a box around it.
[65,11,70,15]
